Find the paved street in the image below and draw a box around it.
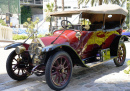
[0,42,130,91]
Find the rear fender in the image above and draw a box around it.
[4,43,29,50]
[110,35,127,56]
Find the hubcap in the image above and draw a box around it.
[51,56,71,86]
[12,54,30,76]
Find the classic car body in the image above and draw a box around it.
[5,4,128,90]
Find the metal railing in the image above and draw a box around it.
[0,24,13,40]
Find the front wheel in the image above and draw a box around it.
[45,51,73,90]
[113,42,126,67]
[6,50,32,81]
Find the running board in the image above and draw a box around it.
[84,56,117,68]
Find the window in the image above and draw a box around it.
[58,6,62,9]
[82,6,88,8]
[73,7,78,9]
[64,6,71,9]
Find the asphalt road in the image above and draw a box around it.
[0,42,130,91]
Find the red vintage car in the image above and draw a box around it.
[5,4,128,90]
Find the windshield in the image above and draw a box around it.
[50,14,91,32]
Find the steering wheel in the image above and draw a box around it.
[61,20,73,29]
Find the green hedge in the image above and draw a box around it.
[13,34,28,40]
[13,34,45,40]
[37,34,45,38]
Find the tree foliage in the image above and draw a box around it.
[44,3,54,13]
[0,19,6,26]
[23,17,39,39]
[21,6,32,24]
[44,3,54,22]
[126,0,130,29]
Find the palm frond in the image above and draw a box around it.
[44,3,54,13]
[104,0,109,4]
[113,0,121,5]
[77,0,84,4]
[85,0,90,5]
[121,0,127,7]
[91,0,95,6]
[111,0,114,4]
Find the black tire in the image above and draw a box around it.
[114,42,126,67]
[6,50,29,81]
[45,51,73,90]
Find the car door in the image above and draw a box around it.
[93,30,106,50]
[80,31,95,59]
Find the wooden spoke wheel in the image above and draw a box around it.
[114,42,126,67]
[6,50,31,81]
[45,51,73,91]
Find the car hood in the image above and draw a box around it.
[31,30,78,47]
[40,34,70,46]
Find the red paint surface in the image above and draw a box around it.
[23,44,29,50]
[39,29,122,59]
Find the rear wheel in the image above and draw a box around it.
[6,50,32,81]
[45,51,73,90]
[114,42,126,67]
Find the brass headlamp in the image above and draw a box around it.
[15,46,26,54]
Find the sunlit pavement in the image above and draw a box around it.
[0,42,130,91]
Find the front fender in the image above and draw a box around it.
[42,44,69,52]
[4,43,29,50]
[42,44,88,67]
